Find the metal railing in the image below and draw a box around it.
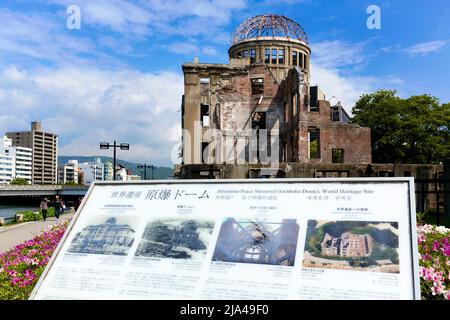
[415,178,450,226]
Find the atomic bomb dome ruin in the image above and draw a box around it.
[175,14,441,180]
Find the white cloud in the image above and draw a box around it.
[312,40,366,68]
[403,40,447,57]
[0,9,92,59]
[166,43,218,56]
[0,65,184,166]
[201,46,218,56]
[45,0,246,37]
[311,63,403,113]
[166,42,199,55]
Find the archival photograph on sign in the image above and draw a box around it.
[212,217,300,266]
[67,216,137,256]
[302,220,400,273]
[134,218,215,260]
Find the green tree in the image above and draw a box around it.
[10,178,29,185]
[352,90,450,163]
[64,181,78,185]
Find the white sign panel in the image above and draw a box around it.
[30,178,420,300]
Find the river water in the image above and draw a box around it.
[0,205,38,219]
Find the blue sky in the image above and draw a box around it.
[0,0,449,166]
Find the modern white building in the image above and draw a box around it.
[115,167,127,181]
[0,136,32,184]
[0,153,14,184]
[78,158,104,185]
[58,159,79,184]
[104,161,113,181]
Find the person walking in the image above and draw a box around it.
[75,197,83,211]
[54,195,63,220]
[40,197,50,221]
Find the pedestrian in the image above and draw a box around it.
[75,197,83,211]
[40,197,50,221]
[54,195,63,220]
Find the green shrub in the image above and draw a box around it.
[20,208,56,222]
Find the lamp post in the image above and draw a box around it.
[137,164,154,180]
[100,141,129,180]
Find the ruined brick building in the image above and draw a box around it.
[175,14,442,181]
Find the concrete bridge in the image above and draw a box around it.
[0,185,89,197]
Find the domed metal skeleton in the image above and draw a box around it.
[232,14,308,44]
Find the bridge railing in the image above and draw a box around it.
[0,185,89,191]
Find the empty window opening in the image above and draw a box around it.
[201,104,209,127]
[278,48,284,64]
[332,149,344,163]
[308,128,320,159]
[251,112,266,130]
[271,49,277,64]
[378,171,394,177]
[242,50,249,58]
[201,142,209,163]
[237,51,242,58]
[251,78,264,95]
[252,112,267,163]
[249,49,256,63]
[265,48,270,64]
[331,105,341,121]
[200,77,210,93]
[293,93,299,116]
[309,92,318,112]
[292,51,298,66]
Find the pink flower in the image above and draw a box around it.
[422,253,432,261]
[432,240,440,252]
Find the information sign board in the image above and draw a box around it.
[30,178,420,300]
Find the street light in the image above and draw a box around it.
[137,163,155,180]
[99,141,130,180]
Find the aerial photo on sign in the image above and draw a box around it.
[303,220,400,273]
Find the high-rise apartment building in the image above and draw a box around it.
[0,136,32,184]
[6,122,58,184]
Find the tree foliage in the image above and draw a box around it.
[352,90,450,163]
[10,178,29,185]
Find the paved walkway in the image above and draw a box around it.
[0,213,74,253]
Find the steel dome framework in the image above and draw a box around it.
[232,14,308,45]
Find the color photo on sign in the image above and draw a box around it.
[212,217,300,266]
[302,220,400,273]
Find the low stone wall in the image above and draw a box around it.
[175,162,443,179]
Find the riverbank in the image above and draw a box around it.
[0,212,74,253]
[0,206,38,219]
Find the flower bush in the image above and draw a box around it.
[417,224,450,300]
[0,220,69,300]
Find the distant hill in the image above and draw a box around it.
[58,156,174,180]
